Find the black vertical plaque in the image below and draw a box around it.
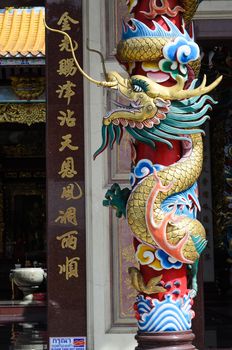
[46,0,86,342]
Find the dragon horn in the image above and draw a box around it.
[142,74,222,100]
[172,75,223,100]
[44,20,117,88]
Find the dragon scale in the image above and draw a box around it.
[127,133,205,263]
[180,0,202,23]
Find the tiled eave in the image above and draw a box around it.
[0,7,45,59]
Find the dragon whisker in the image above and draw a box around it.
[126,127,156,148]
[94,124,124,159]
[167,104,212,121]
[146,127,191,143]
[158,123,205,136]
[166,116,210,128]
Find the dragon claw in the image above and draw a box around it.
[103,183,130,218]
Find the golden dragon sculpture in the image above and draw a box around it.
[97,72,221,265]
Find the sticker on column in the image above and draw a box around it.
[50,337,86,350]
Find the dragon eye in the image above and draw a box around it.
[133,85,143,92]
[131,78,149,93]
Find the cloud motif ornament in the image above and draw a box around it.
[134,159,154,178]
[155,249,183,270]
[163,37,200,64]
[159,59,188,81]
[136,244,163,271]
[130,159,165,186]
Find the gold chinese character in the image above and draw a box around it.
[59,36,78,52]
[56,81,76,105]
[61,182,83,201]
[56,230,78,250]
[55,207,78,226]
[57,110,76,127]
[58,256,80,280]
[57,58,77,77]
[59,134,79,152]
[57,12,79,31]
[58,157,77,178]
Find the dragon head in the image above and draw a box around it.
[103,71,171,128]
[93,72,222,159]
[43,23,222,160]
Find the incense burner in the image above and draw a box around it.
[10,267,46,302]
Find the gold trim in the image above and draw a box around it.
[11,76,45,100]
[0,103,46,125]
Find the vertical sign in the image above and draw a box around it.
[46,0,86,345]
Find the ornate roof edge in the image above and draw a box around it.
[0,7,45,58]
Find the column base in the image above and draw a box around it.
[135,330,196,350]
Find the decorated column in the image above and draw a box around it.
[97,1,221,349]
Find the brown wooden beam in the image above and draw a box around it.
[46,0,87,345]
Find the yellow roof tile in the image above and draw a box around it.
[0,7,45,57]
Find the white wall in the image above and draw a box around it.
[83,0,136,349]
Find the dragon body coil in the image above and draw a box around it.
[117,37,169,62]
[180,0,202,23]
[127,133,205,263]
